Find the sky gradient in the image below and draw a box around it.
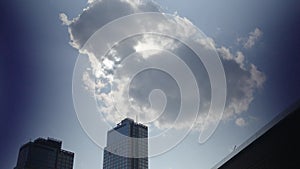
[1,0,300,169]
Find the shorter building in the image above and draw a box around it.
[14,137,74,169]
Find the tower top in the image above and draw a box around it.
[121,118,134,124]
[115,118,147,129]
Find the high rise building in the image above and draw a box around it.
[14,137,74,169]
[103,118,148,169]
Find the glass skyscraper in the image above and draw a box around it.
[103,118,148,169]
[14,137,74,169]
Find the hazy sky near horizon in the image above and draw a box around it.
[1,0,300,169]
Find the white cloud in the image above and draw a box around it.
[217,47,245,69]
[63,0,266,131]
[217,45,265,125]
[218,46,233,60]
[242,28,263,49]
[235,51,245,69]
[102,58,115,70]
[82,71,95,91]
[250,64,266,88]
[59,13,71,26]
[133,34,178,59]
[197,37,216,50]
[235,117,246,127]
[87,0,96,4]
[120,0,141,10]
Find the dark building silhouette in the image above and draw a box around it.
[14,137,74,169]
[103,118,148,169]
[214,101,300,169]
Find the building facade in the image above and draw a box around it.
[14,137,74,169]
[103,118,148,169]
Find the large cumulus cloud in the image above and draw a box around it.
[60,0,266,131]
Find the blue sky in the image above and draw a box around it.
[1,0,300,169]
